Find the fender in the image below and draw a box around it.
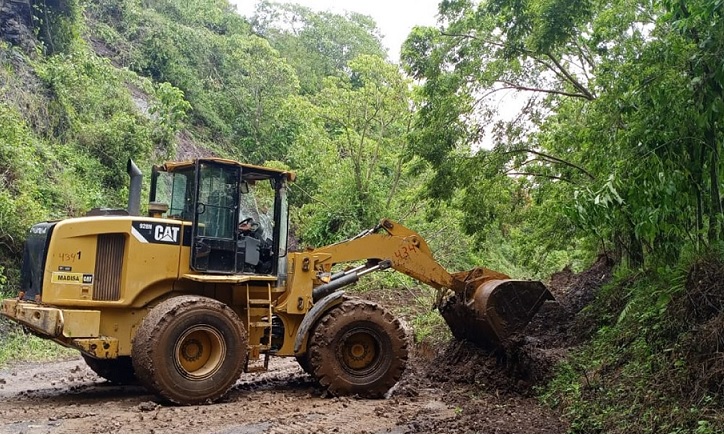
[293,290,346,355]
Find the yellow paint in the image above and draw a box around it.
[43,217,184,307]
[10,303,63,336]
[62,310,100,338]
[72,337,119,359]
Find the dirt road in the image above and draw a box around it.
[0,350,565,434]
[0,256,618,434]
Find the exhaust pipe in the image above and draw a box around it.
[127,159,142,216]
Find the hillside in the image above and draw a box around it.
[0,0,722,433]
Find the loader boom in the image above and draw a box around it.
[309,219,459,292]
[302,218,553,346]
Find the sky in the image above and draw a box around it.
[229,0,441,61]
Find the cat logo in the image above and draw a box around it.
[154,225,180,243]
[131,221,182,245]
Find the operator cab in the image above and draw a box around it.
[149,158,293,275]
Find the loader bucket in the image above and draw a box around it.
[438,270,553,347]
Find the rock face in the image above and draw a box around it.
[0,0,36,53]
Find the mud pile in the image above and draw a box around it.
[386,256,615,432]
[419,254,616,395]
[670,254,724,400]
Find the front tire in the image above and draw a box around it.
[132,296,248,405]
[308,299,409,398]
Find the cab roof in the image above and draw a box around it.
[158,158,296,182]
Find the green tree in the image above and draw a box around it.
[292,55,415,245]
[252,1,387,94]
[220,35,300,163]
[401,0,724,267]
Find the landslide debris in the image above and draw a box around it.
[404,254,615,393]
[389,255,616,433]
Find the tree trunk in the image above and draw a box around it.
[707,127,721,243]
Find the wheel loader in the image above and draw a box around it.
[0,158,552,405]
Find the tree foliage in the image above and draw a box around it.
[293,55,416,245]
[402,0,724,269]
[251,1,387,94]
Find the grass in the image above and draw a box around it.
[0,279,77,367]
[0,319,78,368]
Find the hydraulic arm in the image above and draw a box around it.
[304,219,553,346]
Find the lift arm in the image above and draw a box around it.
[308,218,510,298]
[308,219,470,295]
[303,218,552,346]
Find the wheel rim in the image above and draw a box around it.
[174,326,226,380]
[338,327,382,375]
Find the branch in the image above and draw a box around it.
[439,32,507,49]
[476,85,527,102]
[496,80,593,100]
[545,53,596,100]
[572,39,596,73]
[440,31,597,101]
[502,148,595,179]
[528,56,574,85]
[517,157,546,167]
[506,171,574,183]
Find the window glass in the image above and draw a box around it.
[197,164,238,239]
[154,168,194,220]
[239,178,275,242]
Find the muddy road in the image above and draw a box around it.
[0,351,565,434]
[0,256,615,434]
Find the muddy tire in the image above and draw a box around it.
[82,355,136,385]
[308,299,409,398]
[132,296,247,405]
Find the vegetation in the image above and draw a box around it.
[0,326,76,368]
[542,252,724,432]
[399,0,724,430]
[0,0,721,431]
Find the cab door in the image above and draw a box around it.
[190,161,240,273]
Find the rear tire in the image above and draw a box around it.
[82,355,136,385]
[132,296,247,405]
[308,299,409,398]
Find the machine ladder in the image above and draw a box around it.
[244,283,273,372]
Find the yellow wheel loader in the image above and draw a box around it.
[1,158,552,405]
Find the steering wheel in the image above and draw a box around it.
[239,217,260,232]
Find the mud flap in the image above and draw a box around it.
[438,279,553,347]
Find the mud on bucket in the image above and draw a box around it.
[438,279,553,347]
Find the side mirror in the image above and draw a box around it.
[240,181,250,194]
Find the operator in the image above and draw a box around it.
[238,217,263,239]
